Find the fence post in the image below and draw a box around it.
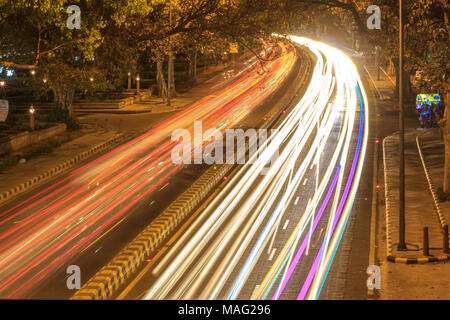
[443,225,449,254]
[423,227,429,256]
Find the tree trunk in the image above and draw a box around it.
[53,86,75,117]
[444,84,450,193]
[156,57,167,101]
[168,54,176,97]
[188,49,198,86]
[393,58,399,97]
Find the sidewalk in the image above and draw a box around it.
[0,54,254,201]
[370,64,450,299]
[74,53,254,115]
[360,55,450,299]
[378,129,450,300]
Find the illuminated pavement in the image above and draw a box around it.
[141,37,370,300]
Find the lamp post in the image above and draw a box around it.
[167,0,172,107]
[127,72,131,90]
[136,74,140,93]
[29,105,35,131]
[30,70,36,78]
[89,77,94,96]
[398,0,407,251]
[0,81,5,99]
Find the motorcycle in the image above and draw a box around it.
[416,94,441,128]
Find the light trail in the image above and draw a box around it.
[0,43,296,298]
[142,36,369,301]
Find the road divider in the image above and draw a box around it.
[71,163,233,300]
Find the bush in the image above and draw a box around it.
[35,144,54,154]
[65,116,81,130]
[48,105,81,130]
[47,137,62,149]
[437,186,450,202]
[0,155,18,173]
[34,137,63,155]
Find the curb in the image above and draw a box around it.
[71,163,233,300]
[387,255,450,264]
[0,133,125,207]
[382,136,450,264]
[368,120,379,296]
[416,135,447,228]
[382,137,394,258]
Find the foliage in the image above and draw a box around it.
[437,186,450,202]
[0,155,18,173]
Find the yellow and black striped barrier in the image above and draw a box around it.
[71,164,233,300]
[0,133,125,207]
[387,255,450,264]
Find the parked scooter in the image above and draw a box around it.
[416,93,441,128]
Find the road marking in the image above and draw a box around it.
[149,200,155,207]
[251,285,260,298]
[283,220,290,230]
[294,197,299,205]
[159,183,170,191]
[303,178,308,185]
[81,217,126,254]
[310,163,315,170]
[268,248,277,261]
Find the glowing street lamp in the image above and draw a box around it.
[29,105,36,131]
[136,74,140,92]
[0,81,5,99]
[89,77,94,96]
[127,72,132,90]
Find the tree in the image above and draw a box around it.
[0,0,156,117]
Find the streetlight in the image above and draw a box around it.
[89,77,94,96]
[30,70,36,78]
[136,75,140,93]
[127,72,131,90]
[29,105,36,131]
[167,0,172,107]
[0,81,5,99]
[398,0,407,251]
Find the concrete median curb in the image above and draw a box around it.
[387,255,450,264]
[0,133,125,207]
[382,137,450,264]
[71,163,233,300]
[416,136,447,228]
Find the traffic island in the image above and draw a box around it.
[382,129,450,264]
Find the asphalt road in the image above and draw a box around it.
[0,42,297,299]
[120,37,373,301]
